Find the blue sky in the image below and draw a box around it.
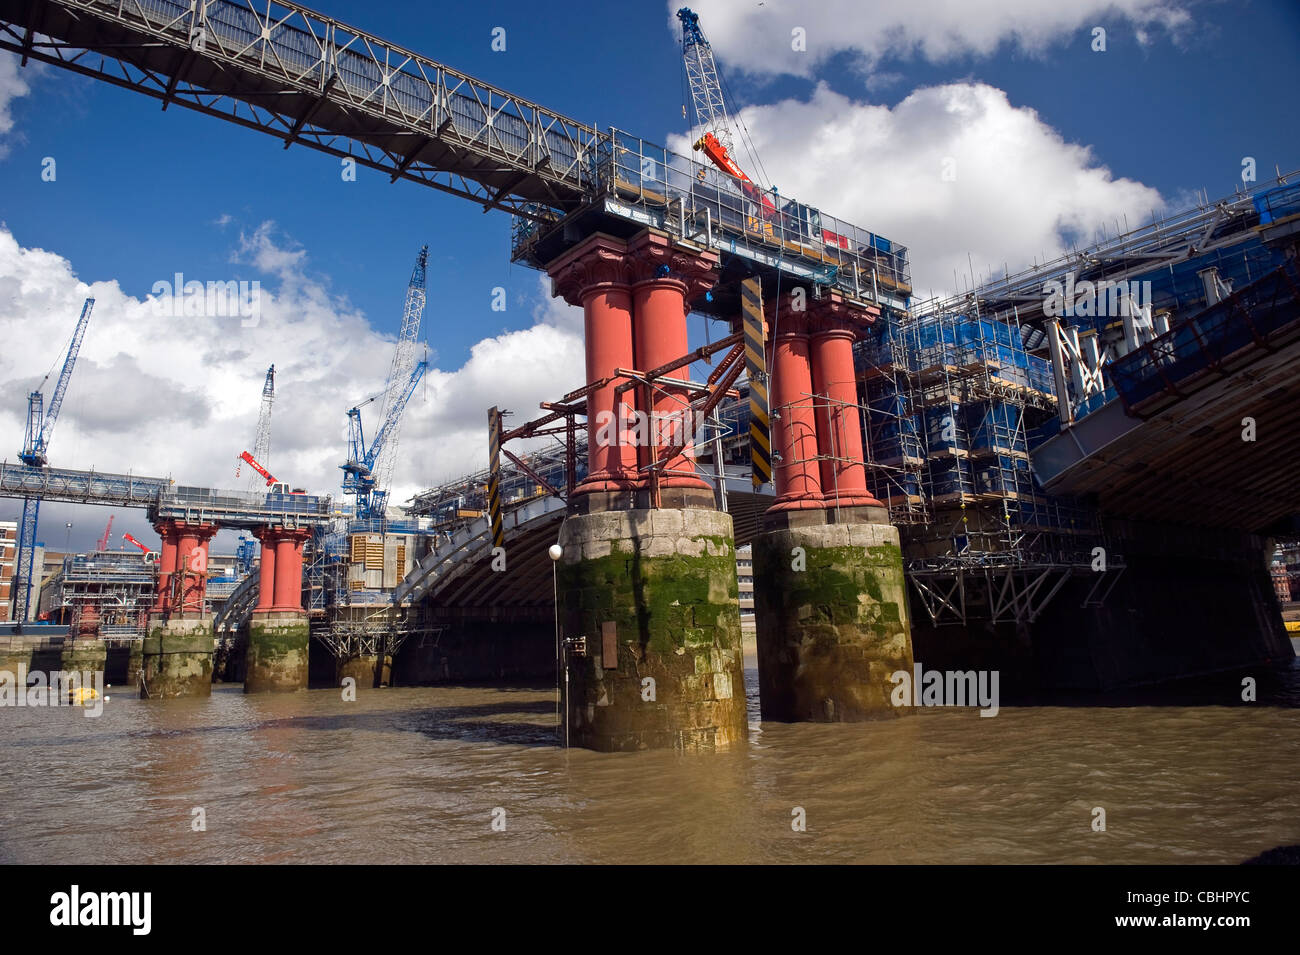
[0,0,1296,551]
[2,0,1294,366]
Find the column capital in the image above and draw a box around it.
[547,230,720,308]
[254,526,312,544]
[547,233,637,306]
[157,519,218,541]
[626,230,718,302]
[766,294,813,338]
[807,291,880,338]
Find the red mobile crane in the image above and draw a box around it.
[238,450,301,495]
[678,7,850,250]
[122,532,157,562]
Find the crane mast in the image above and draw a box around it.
[678,7,734,154]
[340,246,429,520]
[96,515,114,552]
[677,8,776,217]
[244,364,275,490]
[373,245,428,503]
[11,297,94,622]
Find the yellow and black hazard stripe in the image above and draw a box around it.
[741,277,772,488]
[487,406,505,548]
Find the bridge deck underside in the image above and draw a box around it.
[1038,337,1300,533]
[431,513,565,611]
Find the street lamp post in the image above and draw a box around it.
[548,542,564,747]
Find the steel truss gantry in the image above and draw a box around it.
[0,0,603,218]
[907,554,1126,628]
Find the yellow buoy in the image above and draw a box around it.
[70,687,100,705]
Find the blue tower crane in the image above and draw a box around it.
[342,358,428,519]
[340,244,429,521]
[11,297,94,622]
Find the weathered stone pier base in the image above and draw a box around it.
[754,513,914,721]
[338,653,391,689]
[245,610,309,693]
[556,506,747,753]
[61,639,107,675]
[140,617,214,699]
[125,639,143,690]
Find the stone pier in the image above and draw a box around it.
[139,518,218,699]
[124,639,143,690]
[246,610,310,692]
[754,515,912,720]
[338,653,391,689]
[140,616,214,699]
[60,638,107,675]
[245,527,312,692]
[752,290,915,721]
[556,506,746,752]
[546,227,745,752]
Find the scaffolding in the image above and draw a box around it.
[854,305,1120,627]
[39,551,156,633]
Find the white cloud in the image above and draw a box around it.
[0,51,33,157]
[0,223,586,541]
[670,0,1193,79]
[669,82,1167,298]
[234,221,306,276]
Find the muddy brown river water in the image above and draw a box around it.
[2,653,1297,864]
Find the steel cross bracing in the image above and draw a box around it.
[906,561,1120,628]
[310,611,415,661]
[0,0,605,218]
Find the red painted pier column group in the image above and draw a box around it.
[766,290,884,514]
[151,519,217,615]
[545,228,747,752]
[141,519,217,700]
[751,289,915,726]
[245,527,313,693]
[548,231,718,500]
[253,527,311,612]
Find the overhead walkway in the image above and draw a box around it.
[0,462,334,529]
